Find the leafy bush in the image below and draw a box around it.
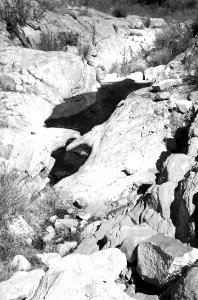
[78,42,92,60]
[0,0,31,30]
[0,171,56,281]
[37,29,79,51]
[148,22,193,66]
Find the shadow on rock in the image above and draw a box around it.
[45,79,151,134]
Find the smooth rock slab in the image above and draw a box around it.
[0,269,44,300]
[55,88,170,215]
[137,234,198,288]
[27,248,134,300]
[152,79,182,92]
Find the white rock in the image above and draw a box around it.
[57,241,78,257]
[55,219,79,230]
[49,215,58,223]
[11,255,31,271]
[175,99,192,113]
[127,72,143,81]
[0,269,44,300]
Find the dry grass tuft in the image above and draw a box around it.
[0,171,56,281]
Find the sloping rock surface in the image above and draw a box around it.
[0,47,97,176]
[55,87,170,214]
[27,248,133,300]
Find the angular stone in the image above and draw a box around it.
[149,18,167,28]
[152,79,182,92]
[157,182,177,219]
[57,241,77,257]
[119,223,157,263]
[169,266,198,300]
[155,92,170,101]
[137,234,198,288]
[55,89,170,215]
[55,218,79,230]
[163,154,193,183]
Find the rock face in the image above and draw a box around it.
[27,248,134,300]
[0,47,97,176]
[0,47,97,115]
[55,87,170,214]
[36,9,158,72]
[0,269,44,300]
[137,234,198,288]
[168,266,198,300]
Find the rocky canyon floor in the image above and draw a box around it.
[1,1,198,300]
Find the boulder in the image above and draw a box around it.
[163,154,193,183]
[0,47,97,116]
[55,87,170,215]
[0,269,44,300]
[11,255,32,272]
[27,248,134,300]
[155,92,170,101]
[168,266,198,300]
[55,218,79,230]
[157,182,177,219]
[152,79,182,92]
[144,65,166,82]
[120,224,157,263]
[175,99,192,113]
[57,241,78,257]
[149,18,166,28]
[137,234,198,288]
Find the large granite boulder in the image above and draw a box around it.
[27,248,134,300]
[168,265,198,300]
[55,87,170,214]
[137,234,198,288]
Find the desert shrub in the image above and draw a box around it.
[78,42,92,60]
[149,22,193,66]
[0,171,57,281]
[0,0,31,29]
[37,29,79,51]
[119,57,147,75]
[0,172,56,234]
[111,7,127,18]
[147,47,172,66]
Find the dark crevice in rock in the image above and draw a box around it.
[97,236,108,250]
[49,142,90,184]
